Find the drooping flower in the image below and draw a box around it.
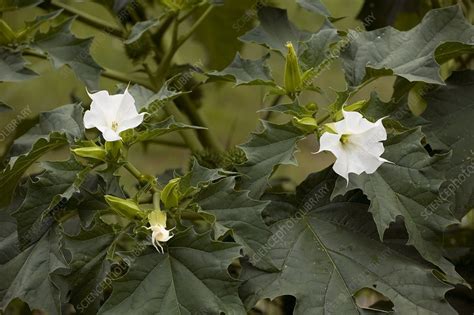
[83,88,145,142]
[146,210,174,253]
[316,110,389,182]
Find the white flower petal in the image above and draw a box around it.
[117,113,145,133]
[334,110,376,135]
[317,132,341,153]
[116,88,140,122]
[344,143,386,175]
[102,128,122,142]
[83,109,107,131]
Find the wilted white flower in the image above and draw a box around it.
[146,210,174,253]
[83,88,145,142]
[317,110,389,182]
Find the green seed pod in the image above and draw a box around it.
[284,42,303,94]
[72,146,107,161]
[105,195,145,219]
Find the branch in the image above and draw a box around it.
[48,0,124,38]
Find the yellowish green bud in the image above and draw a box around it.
[284,42,303,94]
[161,178,181,209]
[305,102,318,113]
[0,19,16,45]
[72,146,106,161]
[292,117,318,133]
[333,100,367,121]
[105,195,145,219]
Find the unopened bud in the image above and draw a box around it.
[284,42,303,94]
[105,195,145,219]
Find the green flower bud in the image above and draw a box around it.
[304,102,318,113]
[292,117,318,133]
[333,100,367,121]
[0,19,16,45]
[105,195,145,219]
[161,178,181,209]
[284,42,303,94]
[72,146,106,161]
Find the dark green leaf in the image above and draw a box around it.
[63,222,116,315]
[125,19,159,45]
[0,102,12,112]
[0,227,67,315]
[342,6,474,86]
[297,0,331,17]
[7,103,84,157]
[207,52,274,86]
[12,158,88,248]
[134,116,204,144]
[420,71,474,219]
[132,81,189,113]
[194,177,275,269]
[299,20,339,70]
[239,7,311,55]
[237,121,304,198]
[32,17,102,89]
[99,229,244,314]
[239,201,456,314]
[332,128,464,284]
[258,100,314,118]
[0,48,37,82]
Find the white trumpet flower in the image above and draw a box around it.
[83,88,145,142]
[317,110,389,182]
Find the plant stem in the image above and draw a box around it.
[48,0,124,38]
[175,94,222,152]
[124,161,159,193]
[100,68,154,90]
[176,5,213,49]
[165,102,204,152]
[263,94,284,120]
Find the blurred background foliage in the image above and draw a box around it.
[1,1,474,313]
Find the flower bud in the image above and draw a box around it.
[105,195,145,219]
[72,146,106,161]
[0,19,16,45]
[160,178,181,209]
[284,42,303,94]
[333,100,367,121]
[292,117,318,133]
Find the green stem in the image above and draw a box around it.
[124,161,159,193]
[176,5,213,49]
[175,94,222,152]
[48,0,124,38]
[263,94,284,120]
[165,102,204,152]
[124,161,144,181]
[100,67,154,90]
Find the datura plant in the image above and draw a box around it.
[0,0,473,314]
